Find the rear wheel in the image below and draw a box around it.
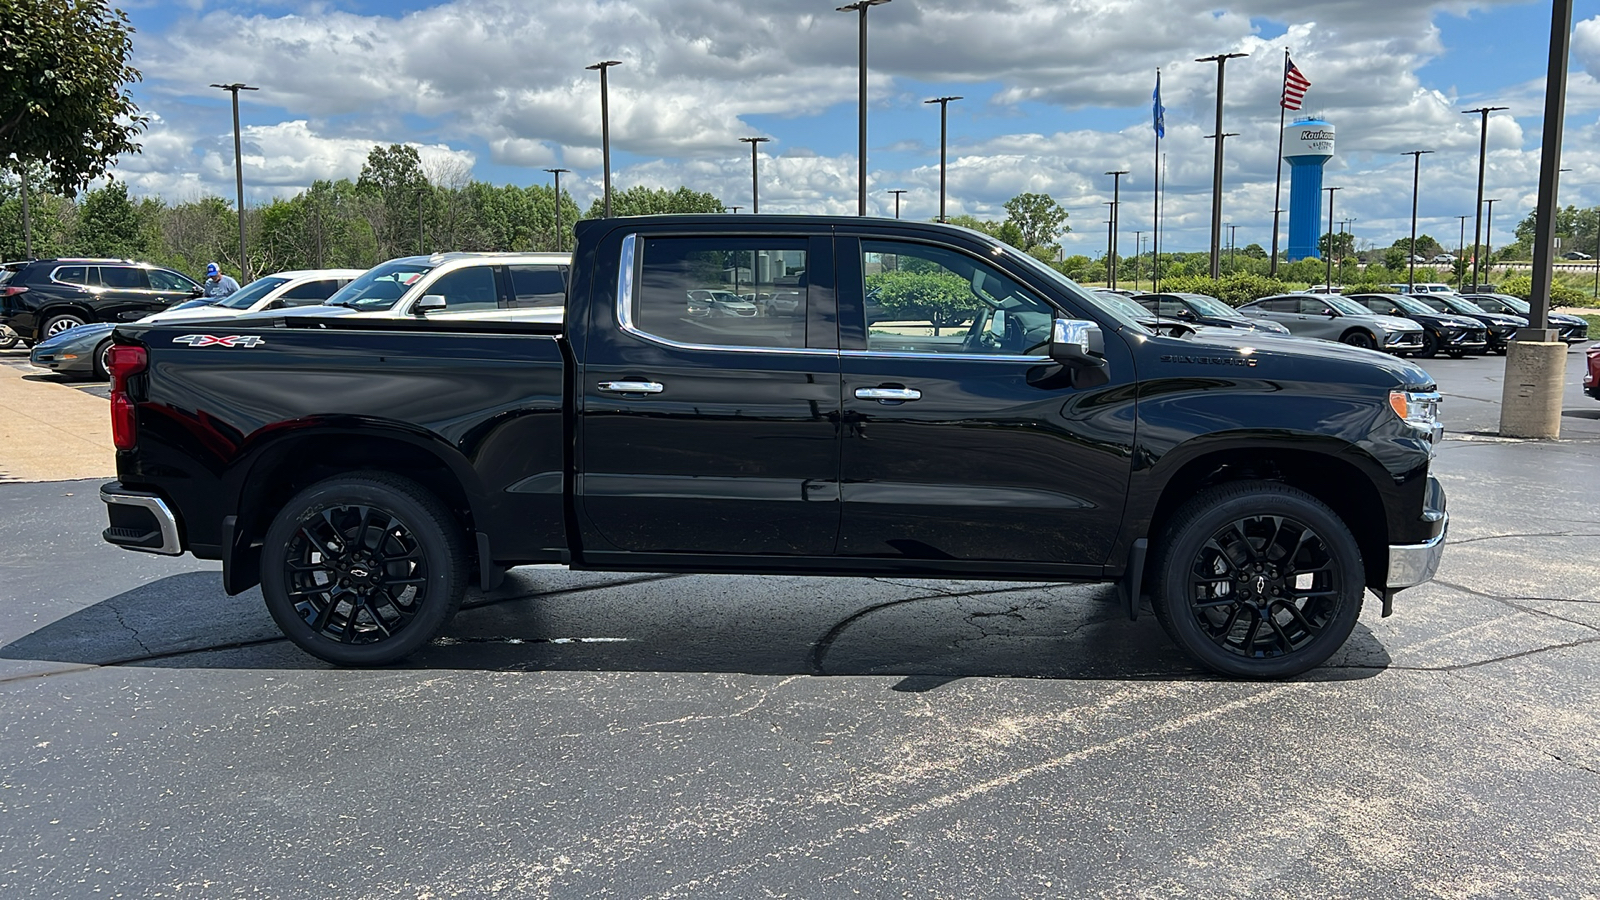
[1340,330,1377,350]
[260,472,467,666]
[42,313,87,339]
[1150,482,1364,679]
[0,326,17,350]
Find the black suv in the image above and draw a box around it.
[0,259,203,344]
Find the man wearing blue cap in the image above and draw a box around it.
[202,262,240,299]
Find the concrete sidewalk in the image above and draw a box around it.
[0,362,114,483]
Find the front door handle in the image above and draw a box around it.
[855,387,922,402]
[598,381,664,394]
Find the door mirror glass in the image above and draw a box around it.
[415,294,447,315]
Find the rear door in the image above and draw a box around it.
[148,268,201,306]
[274,278,347,309]
[577,226,841,558]
[91,266,165,322]
[833,230,1136,568]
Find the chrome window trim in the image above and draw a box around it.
[615,231,835,358]
[840,349,1045,363]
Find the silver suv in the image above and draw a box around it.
[1236,294,1424,354]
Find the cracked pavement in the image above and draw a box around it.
[2,350,1599,897]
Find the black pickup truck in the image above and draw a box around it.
[99,216,1448,678]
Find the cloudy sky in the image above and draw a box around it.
[111,0,1600,254]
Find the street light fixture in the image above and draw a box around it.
[887,189,907,219]
[587,60,622,217]
[1403,150,1434,290]
[209,82,259,279]
[1196,52,1248,280]
[1106,170,1129,288]
[1464,105,1509,291]
[839,0,891,216]
[543,168,570,251]
[924,95,961,222]
[725,206,743,214]
[1324,186,1341,290]
[739,137,771,214]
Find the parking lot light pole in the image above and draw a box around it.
[1464,105,1509,290]
[1456,215,1470,291]
[1324,186,1340,290]
[1404,150,1433,290]
[1106,170,1128,288]
[1484,198,1500,275]
[839,0,891,216]
[1105,202,1116,285]
[887,189,907,218]
[1196,52,1248,279]
[739,137,770,214]
[543,168,570,251]
[209,82,259,279]
[924,95,961,222]
[587,60,622,217]
[1133,231,1144,290]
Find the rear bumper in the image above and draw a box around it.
[101,482,184,556]
[1387,476,1447,591]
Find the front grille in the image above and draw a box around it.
[1388,333,1423,346]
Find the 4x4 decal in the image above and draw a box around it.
[172,334,267,348]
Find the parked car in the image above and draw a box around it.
[26,269,366,380]
[1406,293,1524,354]
[1133,292,1292,335]
[1236,294,1424,353]
[98,214,1448,679]
[0,258,204,344]
[144,269,364,323]
[1344,293,1488,359]
[1461,293,1590,344]
[1386,283,1456,295]
[1563,250,1592,261]
[1430,254,1457,264]
[686,289,759,318]
[1586,345,1599,398]
[1302,284,1342,294]
[260,253,571,326]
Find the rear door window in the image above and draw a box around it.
[97,266,150,290]
[508,265,568,308]
[280,279,343,303]
[634,237,808,349]
[149,269,197,292]
[53,266,92,286]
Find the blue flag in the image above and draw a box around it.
[1153,70,1166,139]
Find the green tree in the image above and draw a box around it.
[1241,243,1268,260]
[76,181,151,259]
[866,269,973,335]
[943,214,1024,249]
[1317,231,1355,258]
[584,185,724,218]
[0,0,145,193]
[1002,192,1069,252]
[357,144,428,259]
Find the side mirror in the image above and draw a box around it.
[1048,318,1105,367]
[1325,308,1339,317]
[414,294,447,315]
[189,287,205,297]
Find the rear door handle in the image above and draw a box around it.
[855,387,921,402]
[598,381,664,394]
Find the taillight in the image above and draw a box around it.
[108,344,148,451]
[1,286,26,296]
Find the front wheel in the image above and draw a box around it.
[1417,331,1440,358]
[93,339,112,380]
[1150,482,1364,679]
[260,472,467,666]
[0,326,17,350]
[1340,330,1377,351]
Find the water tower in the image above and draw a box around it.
[1284,118,1336,261]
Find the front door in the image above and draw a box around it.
[835,234,1134,568]
[579,230,841,557]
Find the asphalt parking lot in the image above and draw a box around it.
[1,345,1598,897]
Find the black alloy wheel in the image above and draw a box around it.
[1151,482,1363,679]
[1341,330,1377,350]
[260,472,466,665]
[1417,330,1440,358]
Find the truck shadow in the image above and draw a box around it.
[0,567,1390,684]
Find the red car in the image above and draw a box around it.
[1587,345,1600,399]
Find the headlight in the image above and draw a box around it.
[1390,389,1443,439]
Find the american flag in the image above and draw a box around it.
[1281,55,1311,110]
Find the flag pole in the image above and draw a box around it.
[1270,49,1289,277]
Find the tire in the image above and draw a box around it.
[41,313,87,339]
[1446,350,1465,359]
[1150,481,1364,679]
[0,326,17,350]
[92,339,112,380]
[1340,330,1377,351]
[260,472,467,666]
[1417,331,1440,359]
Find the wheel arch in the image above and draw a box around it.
[222,423,486,595]
[1138,440,1390,595]
[1339,326,1378,346]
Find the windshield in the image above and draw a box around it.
[1003,248,1153,335]
[1327,296,1376,317]
[216,276,290,310]
[327,261,434,311]
[1441,295,1487,314]
[1185,295,1237,317]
